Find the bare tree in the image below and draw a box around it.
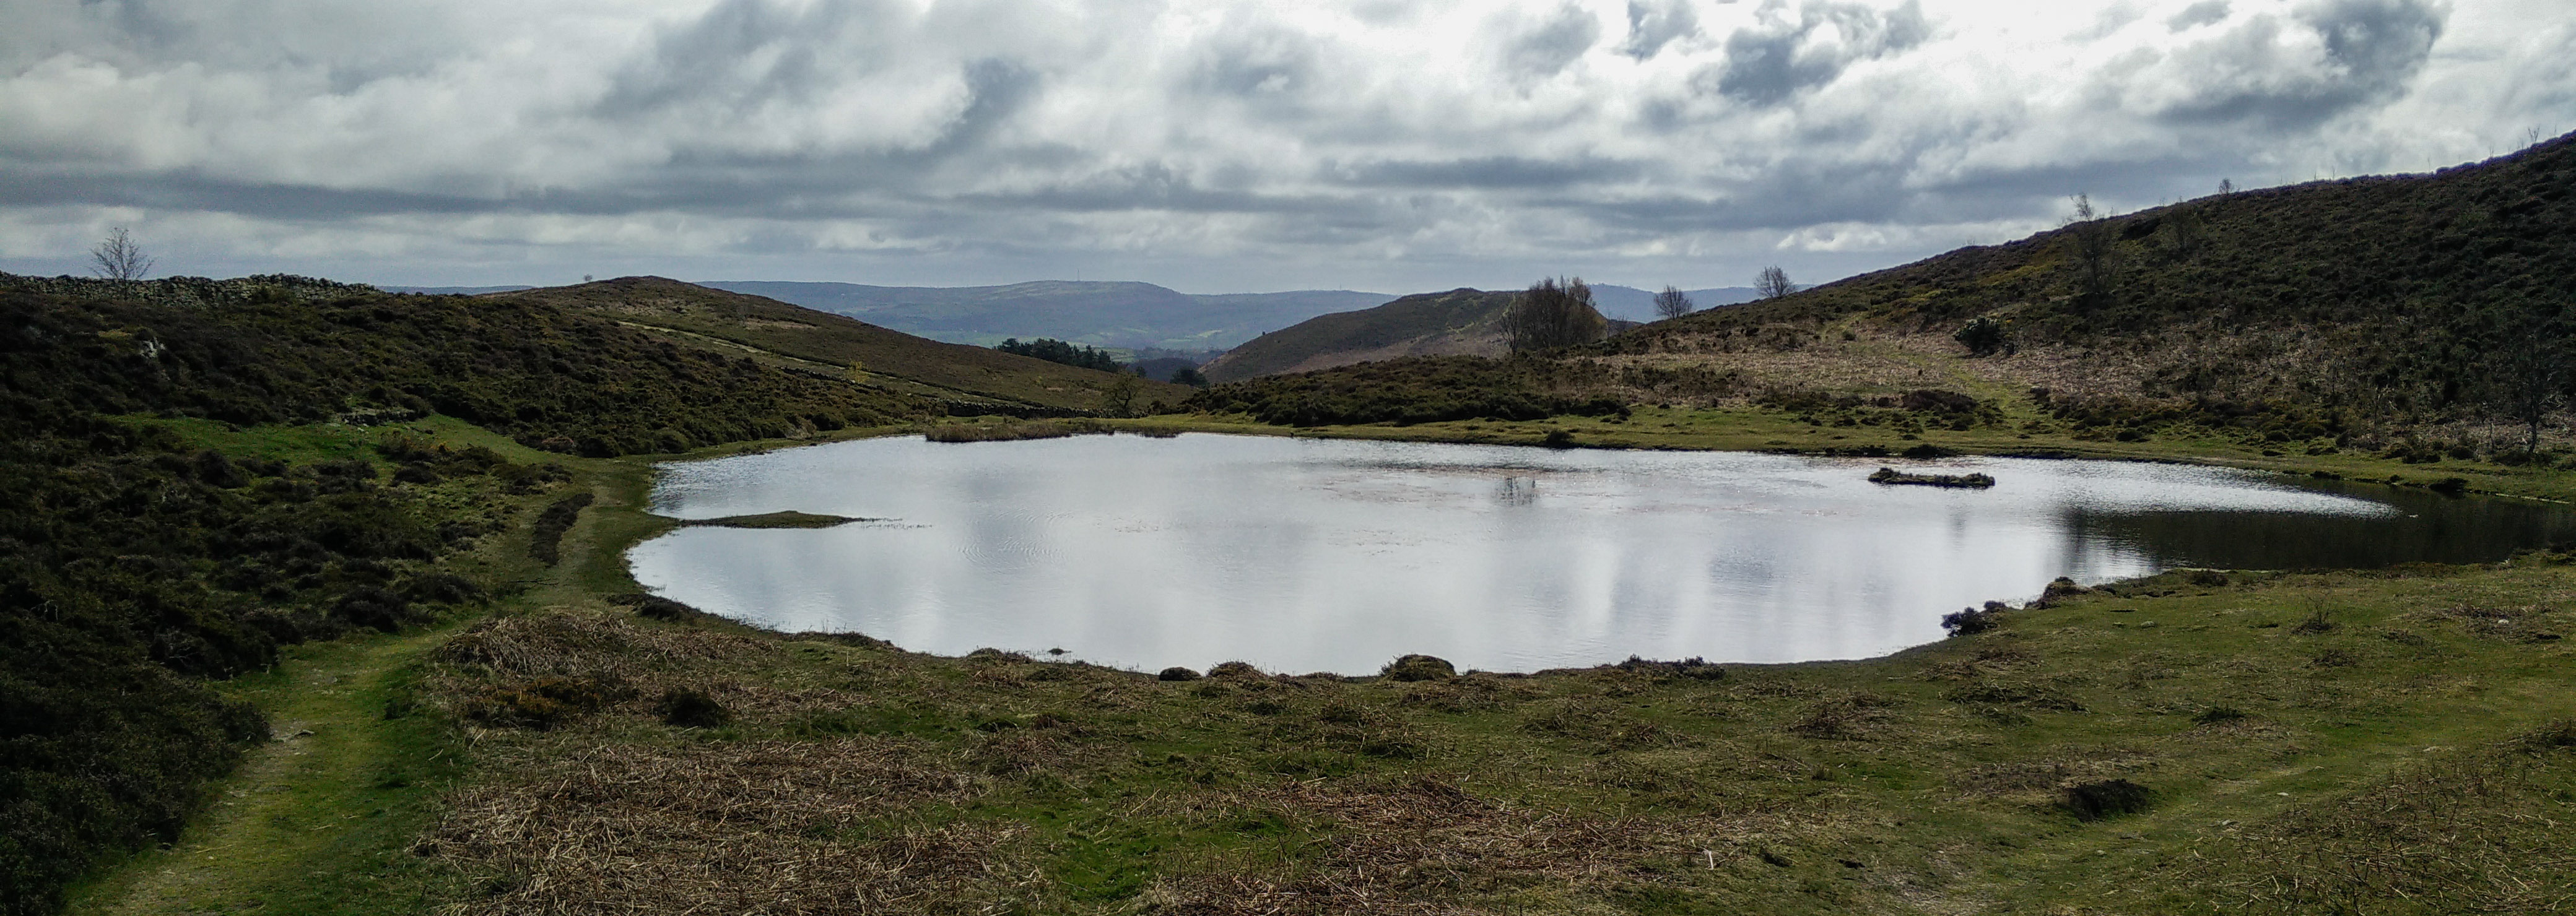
[1505,277,1608,353]
[2491,303,2572,457]
[89,227,154,280]
[1652,285,1694,321]
[1755,266,1796,300]
[2063,194,2118,309]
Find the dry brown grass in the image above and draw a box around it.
[429,738,1035,915]
[1125,779,1797,915]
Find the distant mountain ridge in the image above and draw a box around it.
[696,280,1393,352]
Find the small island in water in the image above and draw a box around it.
[1869,466,1997,488]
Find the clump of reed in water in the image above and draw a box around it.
[1869,466,1996,488]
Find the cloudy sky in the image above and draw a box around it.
[3,0,2570,293]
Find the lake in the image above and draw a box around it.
[628,433,2576,675]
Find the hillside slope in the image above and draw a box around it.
[1612,134,2576,419]
[1200,288,1519,382]
[696,279,1391,350]
[0,271,957,914]
[1197,134,2576,448]
[492,278,1191,415]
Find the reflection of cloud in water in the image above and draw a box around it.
[629,434,2576,675]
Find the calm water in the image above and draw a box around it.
[629,433,2576,674]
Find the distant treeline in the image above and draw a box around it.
[0,274,936,914]
[994,337,1125,374]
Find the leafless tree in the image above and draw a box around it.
[1755,266,1796,300]
[1505,277,1608,353]
[89,227,154,280]
[1652,285,1694,321]
[2064,195,2118,309]
[2492,305,2572,457]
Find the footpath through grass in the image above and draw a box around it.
[58,417,678,916]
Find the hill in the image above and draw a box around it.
[695,280,1392,351]
[0,270,986,912]
[1198,285,1668,383]
[486,278,1192,415]
[1201,288,1521,382]
[1193,134,2576,451]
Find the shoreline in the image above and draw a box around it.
[598,413,2570,678]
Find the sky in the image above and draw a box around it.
[2,0,2572,294]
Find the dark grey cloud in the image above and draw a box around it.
[2143,0,2442,129]
[1712,1,1928,107]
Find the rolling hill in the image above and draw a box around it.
[1195,283,1721,382]
[695,280,1393,351]
[487,278,1193,415]
[1199,288,1520,382]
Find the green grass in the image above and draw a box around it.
[62,627,472,916]
[402,558,2576,914]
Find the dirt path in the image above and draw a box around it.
[66,628,458,916]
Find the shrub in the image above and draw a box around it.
[2193,706,2249,725]
[2291,609,2339,635]
[1952,316,2011,356]
[1157,667,1202,682]
[655,687,733,728]
[527,492,594,566]
[1941,605,1999,636]
[1207,661,1264,679]
[2061,779,2154,821]
[1381,654,1456,681]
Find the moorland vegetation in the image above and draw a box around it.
[1182,134,2576,469]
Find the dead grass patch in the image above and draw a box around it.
[429,738,1022,915]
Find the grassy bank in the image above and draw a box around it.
[62,413,2576,915]
[1131,401,2576,503]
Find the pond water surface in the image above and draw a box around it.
[629,433,2576,675]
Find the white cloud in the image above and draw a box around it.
[0,0,2565,292]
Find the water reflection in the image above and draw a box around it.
[628,434,2576,675]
